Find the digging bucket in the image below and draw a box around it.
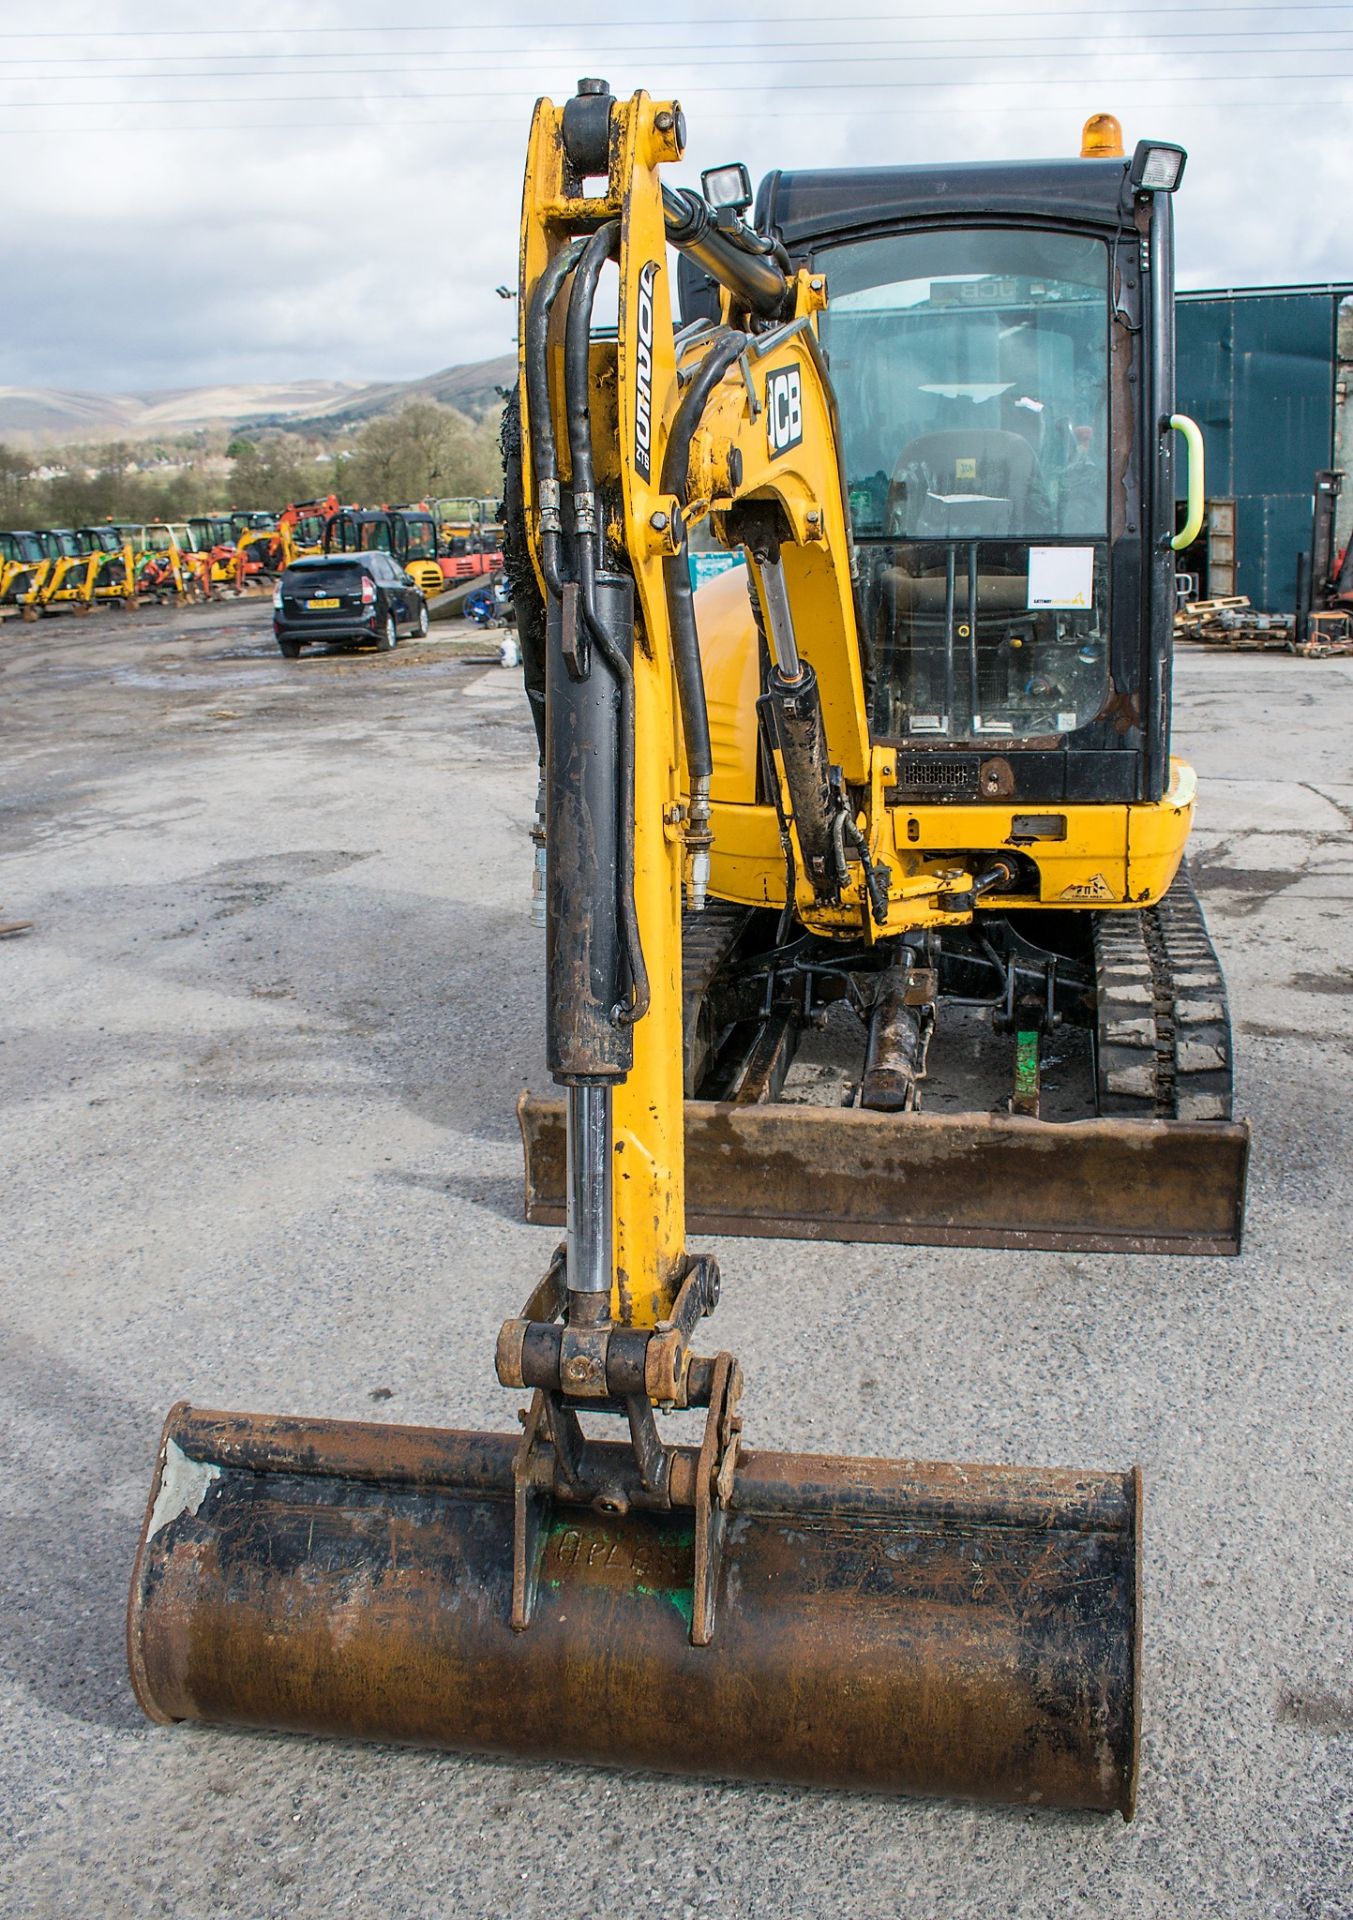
[129,1403,1140,1815]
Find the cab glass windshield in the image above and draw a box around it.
[816,229,1114,744]
[820,227,1110,542]
[401,520,437,559]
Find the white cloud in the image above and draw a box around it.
[0,0,1347,389]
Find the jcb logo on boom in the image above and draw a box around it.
[766,366,803,457]
[634,260,659,483]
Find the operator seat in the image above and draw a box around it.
[866,428,1048,736]
[885,428,1048,539]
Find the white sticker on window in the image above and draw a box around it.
[1028,546,1094,610]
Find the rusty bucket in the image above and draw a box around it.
[128,1403,1141,1815]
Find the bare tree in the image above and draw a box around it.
[342,401,502,505]
[228,435,325,511]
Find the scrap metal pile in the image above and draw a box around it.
[1175,595,1353,656]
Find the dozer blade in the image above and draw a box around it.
[129,1403,1140,1815]
[520,1094,1250,1256]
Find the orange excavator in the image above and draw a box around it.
[276,494,343,565]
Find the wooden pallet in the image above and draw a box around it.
[1175,595,1297,651]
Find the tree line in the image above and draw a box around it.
[0,400,504,529]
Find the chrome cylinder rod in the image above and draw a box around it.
[755,554,805,684]
[565,1082,612,1298]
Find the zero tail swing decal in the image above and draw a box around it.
[766,365,803,456]
[634,260,659,483]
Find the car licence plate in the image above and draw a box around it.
[307,596,341,609]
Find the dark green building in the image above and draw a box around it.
[1177,283,1353,612]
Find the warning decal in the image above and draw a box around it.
[1059,873,1116,902]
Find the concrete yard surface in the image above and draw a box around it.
[1,602,1350,1919]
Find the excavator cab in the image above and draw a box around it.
[186,515,239,582]
[79,525,125,553]
[238,516,283,583]
[33,528,95,607]
[325,506,398,556]
[755,156,1180,795]
[38,528,83,562]
[77,525,138,602]
[633,137,1246,1254]
[278,495,341,561]
[325,506,443,595]
[391,507,445,596]
[42,526,107,607]
[136,526,193,602]
[1,530,50,605]
[187,515,235,551]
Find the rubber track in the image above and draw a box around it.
[681,902,758,1093]
[1093,858,1234,1121]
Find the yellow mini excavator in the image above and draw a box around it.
[0,531,50,610]
[127,84,1248,1817]
[509,105,1247,1258]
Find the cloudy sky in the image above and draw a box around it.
[4,0,1350,394]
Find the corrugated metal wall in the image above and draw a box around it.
[1177,287,1347,611]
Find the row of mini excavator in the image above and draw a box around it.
[4,496,508,619]
[127,85,1248,1816]
[2,518,260,614]
[1,526,142,613]
[3,503,334,616]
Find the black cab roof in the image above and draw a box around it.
[755,156,1133,249]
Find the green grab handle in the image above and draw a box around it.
[1170,413,1205,552]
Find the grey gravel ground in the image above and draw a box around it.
[0,600,1349,1920]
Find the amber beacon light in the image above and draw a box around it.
[1081,112,1125,158]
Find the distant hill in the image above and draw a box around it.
[0,354,516,447]
[247,355,517,432]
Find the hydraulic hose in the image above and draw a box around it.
[659,329,752,910]
[525,237,587,598]
[561,221,650,1025]
[661,186,792,323]
[563,222,618,523]
[659,330,749,812]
